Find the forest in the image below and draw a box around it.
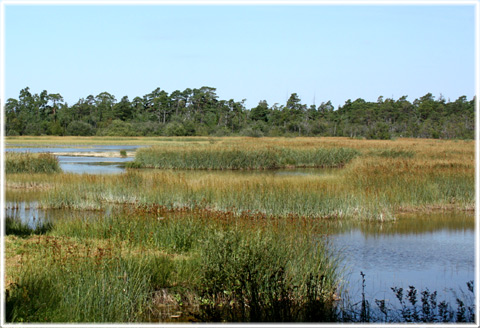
[5,86,475,139]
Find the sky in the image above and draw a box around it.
[3,2,477,109]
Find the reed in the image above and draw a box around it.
[129,146,359,170]
[5,212,342,323]
[5,137,474,221]
[196,227,340,322]
[5,152,61,174]
[6,247,172,322]
[35,170,389,220]
[34,156,473,221]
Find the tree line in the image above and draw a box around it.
[5,86,475,139]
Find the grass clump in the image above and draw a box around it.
[196,229,339,322]
[6,251,171,323]
[5,152,61,174]
[128,146,359,170]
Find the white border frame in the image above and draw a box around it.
[0,1,478,327]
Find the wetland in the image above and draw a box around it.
[3,136,476,323]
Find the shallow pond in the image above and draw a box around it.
[6,144,141,174]
[330,212,475,304]
[6,145,336,176]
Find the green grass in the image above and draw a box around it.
[128,146,359,170]
[6,252,170,322]
[5,152,61,174]
[35,155,473,221]
[37,170,392,220]
[5,213,341,323]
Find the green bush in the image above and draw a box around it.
[97,120,137,136]
[66,121,95,136]
[7,129,20,136]
[163,122,186,136]
[24,123,46,136]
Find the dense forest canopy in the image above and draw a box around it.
[5,87,475,139]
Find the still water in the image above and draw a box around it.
[6,145,140,174]
[330,212,475,304]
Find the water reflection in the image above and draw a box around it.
[331,212,475,304]
[6,145,143,153]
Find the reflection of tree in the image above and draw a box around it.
[324,212,475,237]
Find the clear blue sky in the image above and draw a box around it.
[4,3,476,109]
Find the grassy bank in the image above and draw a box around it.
[5,212,474,323]
[5,152,61,174]
[5,213,340,323]
[6,148,473,221]
[5,135,213,147]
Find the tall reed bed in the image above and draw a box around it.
[129,146,359,170]
[5,213,341,322]
[5,152,61,174]
[345,157,474,212]
[38,170,390,220]
[38,153,474,220]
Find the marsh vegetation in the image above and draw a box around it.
[4,136,475,323]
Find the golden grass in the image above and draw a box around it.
[5,137,474,220]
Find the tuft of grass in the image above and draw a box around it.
[196,228,339,322]
[6,252,172,323]
[5,152,61,174]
